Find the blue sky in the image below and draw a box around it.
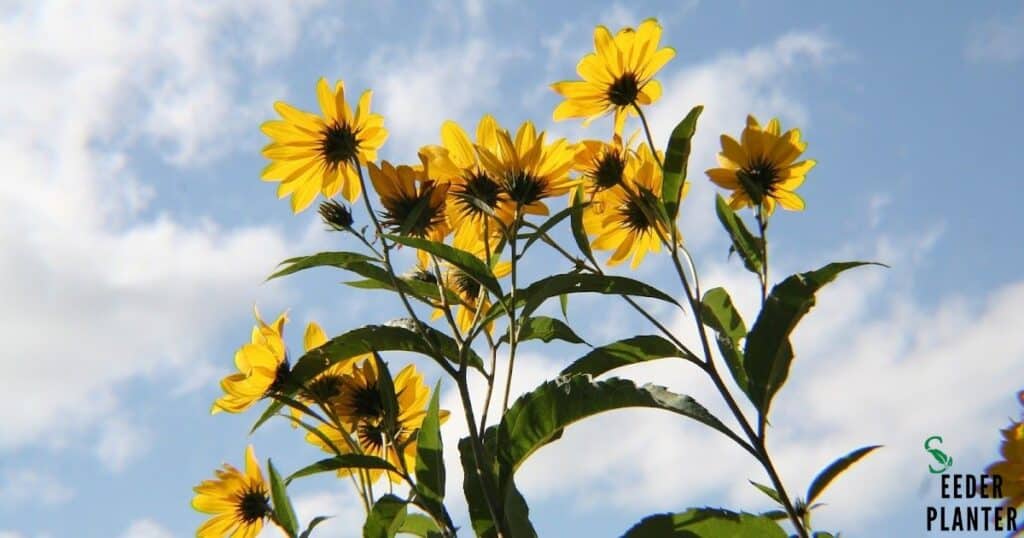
[2,1,1023,537]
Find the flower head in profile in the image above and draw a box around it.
[551,19,674,134]
[192,445,271,538]
[368,160,450,242]
[584,144,679,268]
[212,309,290,414]
[986,421,1024,510]
[476,122,579,218]
[261,77,387,213]
[705,115,816,215]
[306,359,447,484]
[574,133,641,196]
[420,115,516,250]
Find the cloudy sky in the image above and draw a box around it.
[1,1,1023,537]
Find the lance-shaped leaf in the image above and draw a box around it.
[345,270,465,307]
[806,445,882,504]
[500,316,587,345]
[749,481,784,506]
[516,273,680,319]
[622,507,786,537]
[397,514,443,538]
[287,455,398,484]
[268,459,299,538]
[496,376,751,475]
[364,494,408,538]
[290,325,484,383]
[521,204,583,253]
[414,382,446,520]
[384,234,503,298]
[374,354,400,437]
[702,287,750,396]
[744,262,881,414]
[457,436,537,538]
[268,251,381,280]
[662,105,703,218]
[714,195,763,275]
[298,516,330,538]
[570,186,599,269]
[560,335,690,378]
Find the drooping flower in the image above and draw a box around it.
[212,309,290,414]
[551,19,675,134]
[705,115,816,215]
[192,445,272,538]
[987,421,1024,510]
[475,122,579,218]
[584,144,680,268]
[306,359,447,484]
[420,116,516,251]
[261,78,387,213]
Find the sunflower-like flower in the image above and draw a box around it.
[476,122,579,218]
[584,144,681,268]
[261,77,388,213]
[551,19,675,134]
[306,360,447,484]
[430,247,512,333]
[290,321,369,427]
[574,133,641,196]
[420,116,516,251]
[987,420,1024,510]
[705,115,816,215]
[192,445,272,538]
[368,160,450,247]
[212,309,290,414]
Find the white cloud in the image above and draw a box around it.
[0,1,328,452]
[0,470,73,506]
[120,519,174,538]
[0,532,24,538]
[260,489,366,538]
[95,417,151,473]
[966,6,1024,63]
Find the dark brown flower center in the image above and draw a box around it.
[501,170,546,206]
[351,385,384,419]
[607,73,640,106]
[236,487,271,523]
[454,172,501,217]
[592,152,626,190]
[265,359,292,395]
[619,187,659,232]
[318,199,354,229]
[737,156,780,204]
[320,121,360,168]
[452,269,481,300]
[306,374,344,403]
[379,181,445,237]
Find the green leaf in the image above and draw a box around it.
[744,262,882,414]
[278,412,350,458]
[458,437,501,538]
[364,495,408,538]
[714,195,763,274]
[806,445,882,504]
[623,507,786,537]
[500,316,587,345]
[384,234,502,298]
[497,376,749,475]
[286,455,398,484]
[516,273,679,319]
[374,353,401,436]
[559,293,569,320]
[521,205,579,253]
[560,335,690,378]
[570,186,599,269]
[414,382,446,519]
[250,399,284,434]
[268,459,299,538]
[397,513,443,537]
[749,480,784,506]
[345,272,464,307]
[813,533,836,538]
[299,516,331,538]
[701,287,750,395]
[290,324,484,383]
[662,105,703,218]
[268,251,380,280]
[761,510,789,521]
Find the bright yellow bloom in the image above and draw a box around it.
[261,77,387,213]
[476,122,579,217]
[430,247,512,333]
[574,133,640,196]
[706,115,816,215]
[290,322,368,427]
[420,116,516,250]
[987,421,1024,509]
[551,19,674,134]
[306,360,448,484]
[212,309,289,414]
[584,144,681,268]
[192,445,272,538]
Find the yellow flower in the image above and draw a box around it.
[212,309,289,415]
[584,144,680,268]
[261,77,388,213]
[430,246,512,333]
[306,360,448,484]
[290,321,368,427]
[192,445,271,538]
[476,122,579,217]
[551,19,674,134]
[574,133,640,196]
[368,160,450,240]
[420,116,516,249]
[705,115,816,215]
[987,421,1024,509]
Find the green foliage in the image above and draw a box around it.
[268,459,299,538]
[299,516,331,538]
[806,445,882,503]
[397,514,443,537]
[268,251,381,280]
[286,455,398,484]
[501,315,587,345]
[414,383,446,521]
[701,287,750,398]
[714,195,763,275]
[560,335,691,378]
[385,234,503,297]
[622,507,786,537]
[364,495,408,538]
[662,105,703,219]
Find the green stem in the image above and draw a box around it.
[501,209,523,414]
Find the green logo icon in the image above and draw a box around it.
[925,435,953,474]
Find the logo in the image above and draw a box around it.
[925,435,953,474]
